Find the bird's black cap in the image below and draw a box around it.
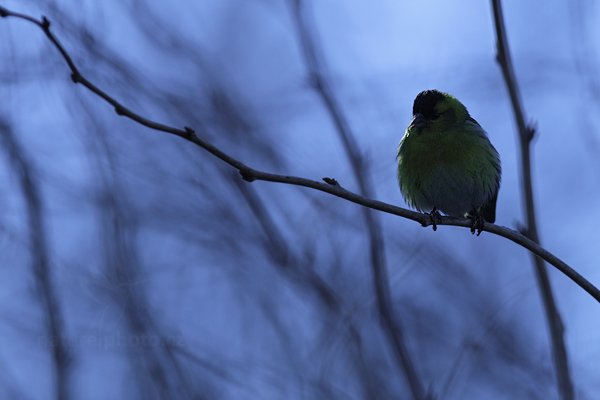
[412,90,445,118]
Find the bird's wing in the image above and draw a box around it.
[465,117,502,223]
[467,116,482,127]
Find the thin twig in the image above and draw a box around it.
[1,6,599,309]
[491,1,574,399]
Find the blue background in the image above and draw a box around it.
[0,0,598,398]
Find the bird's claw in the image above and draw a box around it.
[469,213,485,236]
[427,208,442,231]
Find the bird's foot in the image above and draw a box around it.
[468,210,485,236]
[427,208,442,231]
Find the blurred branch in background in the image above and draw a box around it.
[568,0,600,164]
[289,1,427,398]
[234,178,390,398]
[491,1,574,399]
[0,119,72,400]
[83,113,201,399]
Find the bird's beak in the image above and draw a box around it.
[410,113,426,128]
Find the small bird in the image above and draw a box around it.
[397,90,501,234]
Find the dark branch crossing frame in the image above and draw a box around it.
[0,6,598,306]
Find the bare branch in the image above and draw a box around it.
[1,6,599,309]
[491,1,574,399]
[0,119,72,400]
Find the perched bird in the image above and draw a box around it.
[396,90,501,234]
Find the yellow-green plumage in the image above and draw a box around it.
[397,90,501,222]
